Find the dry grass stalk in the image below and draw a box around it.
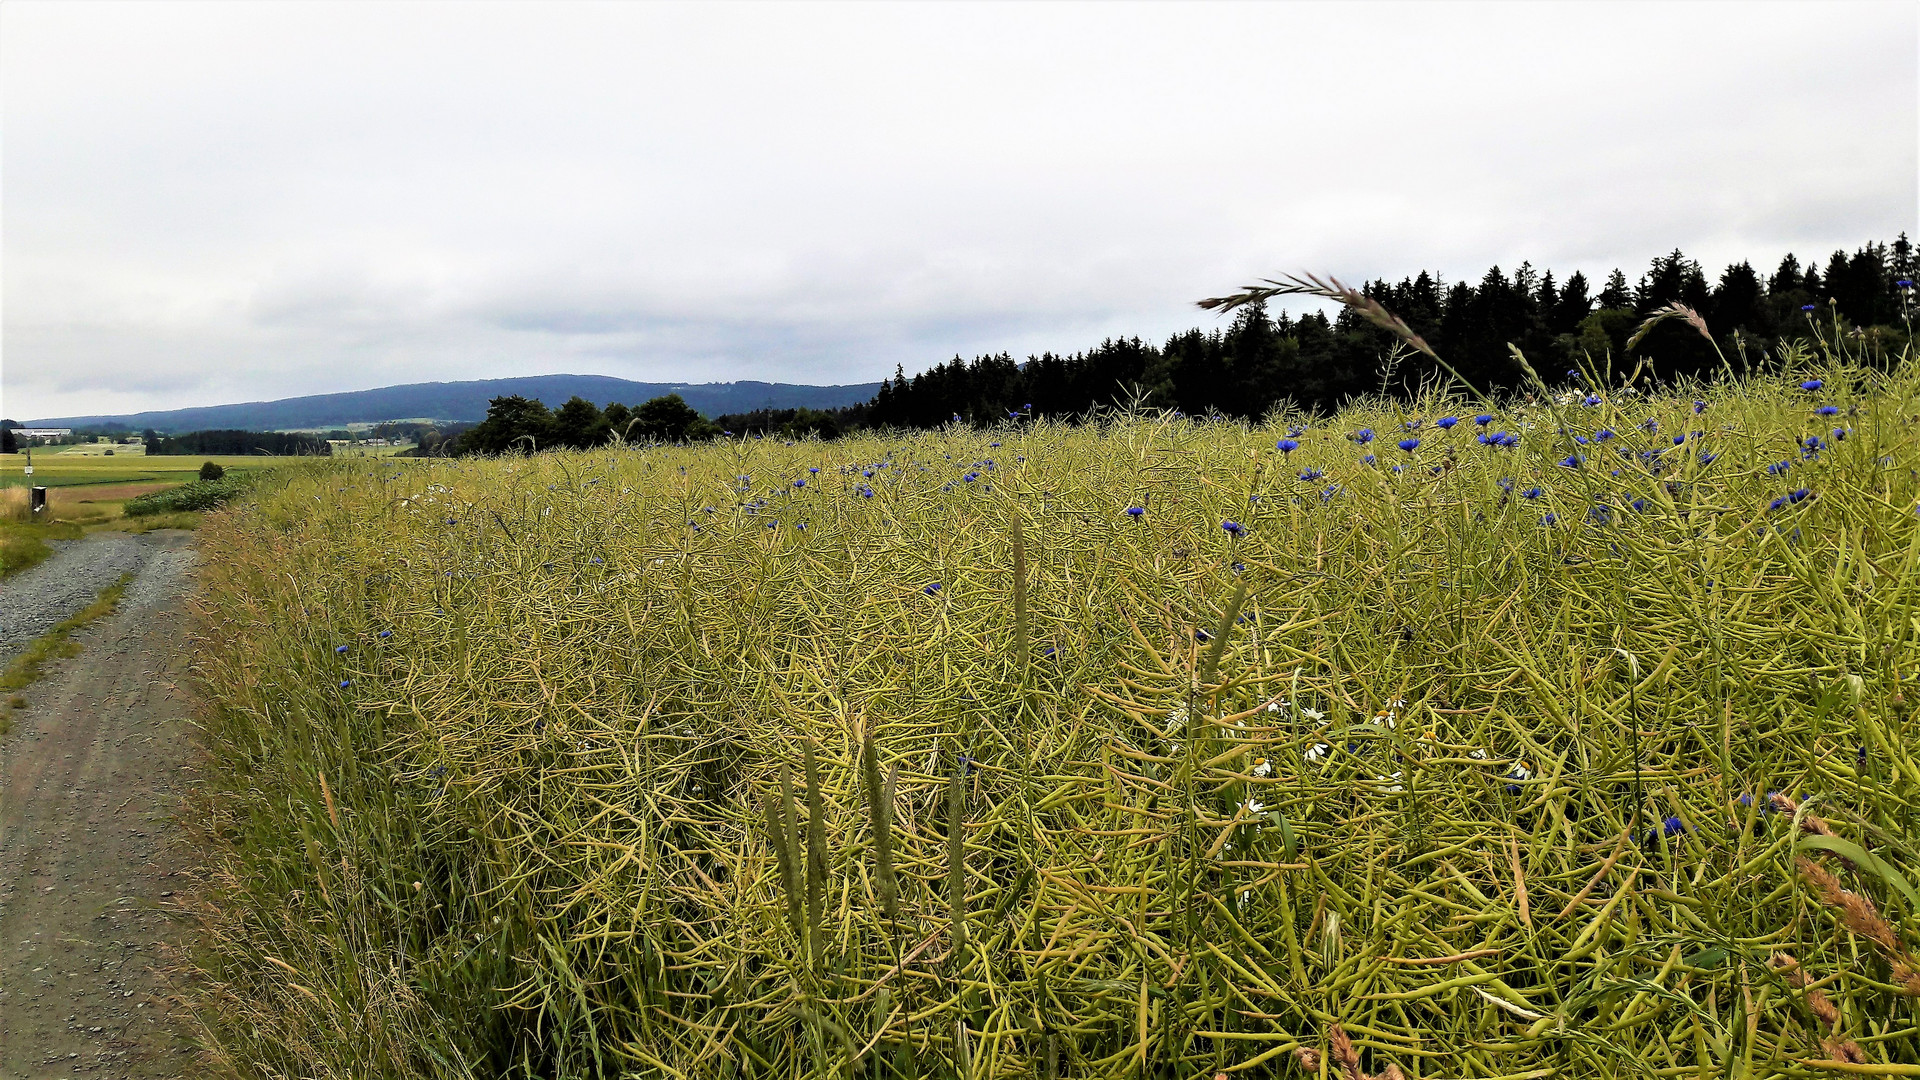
[1770,792,1835,837]
[1625,302,1715,353]
[1198,274,1441,365]
[1774,952,1866,1063]
[1296,1023,1407,1080]
[0,486,30,523]
[1797,856,1902,953]
[1795,855,1920,994]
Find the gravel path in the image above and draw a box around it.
[0,534,155,662]
[0,530,200,1078]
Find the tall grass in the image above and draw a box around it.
[183,343,1920,1078]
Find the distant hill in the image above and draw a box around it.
[28,375,883,433]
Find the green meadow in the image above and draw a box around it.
[174,337,1920,1078]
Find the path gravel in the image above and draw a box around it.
[0,530,199,1079]
[0,534,155,663]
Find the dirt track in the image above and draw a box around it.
[0,530,199,1079]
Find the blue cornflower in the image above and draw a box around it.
[1593,428,1615,442]
[1663,815,1686,837]
[1574,435,1589,445]
[1354,428,1375,444]
[1692,400,1707,414]
[1125,507,1145,517]
[863,470,874,478]
[335,644,349,654]
[1474,414,1494,426]
[1833,428,1849,441]
[1566,369,1582,383]
[1801,379,1823,391]
[1642,418,1659,432]
[1768,460,1793,475]
[963,472,978,482]
[446,518,458,525]
[924,583,941,595]
[1222,521,1247,536]
[1800,305,1816,313]
[1630,498,1649,513]
[378,630,392,639]
[338,680,352,689]
[1559,455,1583,468]
[1583,394,1601,406]
[1698,451,1718,465]
[1801,435,1824,455]
[1540,513,1557,526]
[1276,438,1299,454]
[1398,438,1420,453]
[1498,433,1520,448]
[1195,629,1211,642]
[1815,405,1839,416]
[1673,434,1687,445]
[1899,278,1915,289]
[1298,468,1324,482]
[1496,477,1514,491]
[1436,416,1459,429]
[1403,419,1421,431]
[1361,454,1376,466]
[1008,411,1021,420]
[808,467,820,474]
[794,479,806,488]
[1791,488,1811,502]
[1521,487,1543,499]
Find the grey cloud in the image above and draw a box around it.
[2,2,1914,420]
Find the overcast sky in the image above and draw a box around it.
[3,1,1915,421]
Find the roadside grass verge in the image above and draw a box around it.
[125,474,254,517]
[1,489,84,577]
[100,510,204,534]
[0,573,134,735]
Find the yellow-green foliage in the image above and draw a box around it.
[187,361,1920,1079]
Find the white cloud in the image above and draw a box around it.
[3,0,1914,419]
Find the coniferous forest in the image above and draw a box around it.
[858,236,1916,430]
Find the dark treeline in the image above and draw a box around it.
[444,238,1915,454]
[144,429,332,456]
[450,393,721,454]
[870,236,1915,426]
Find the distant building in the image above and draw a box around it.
[15,428,71,441]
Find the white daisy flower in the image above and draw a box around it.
[1240,797,1265,816]
[1304,743,1330,764]
[1251,756,1273,778]
[1379,771,1404,794]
